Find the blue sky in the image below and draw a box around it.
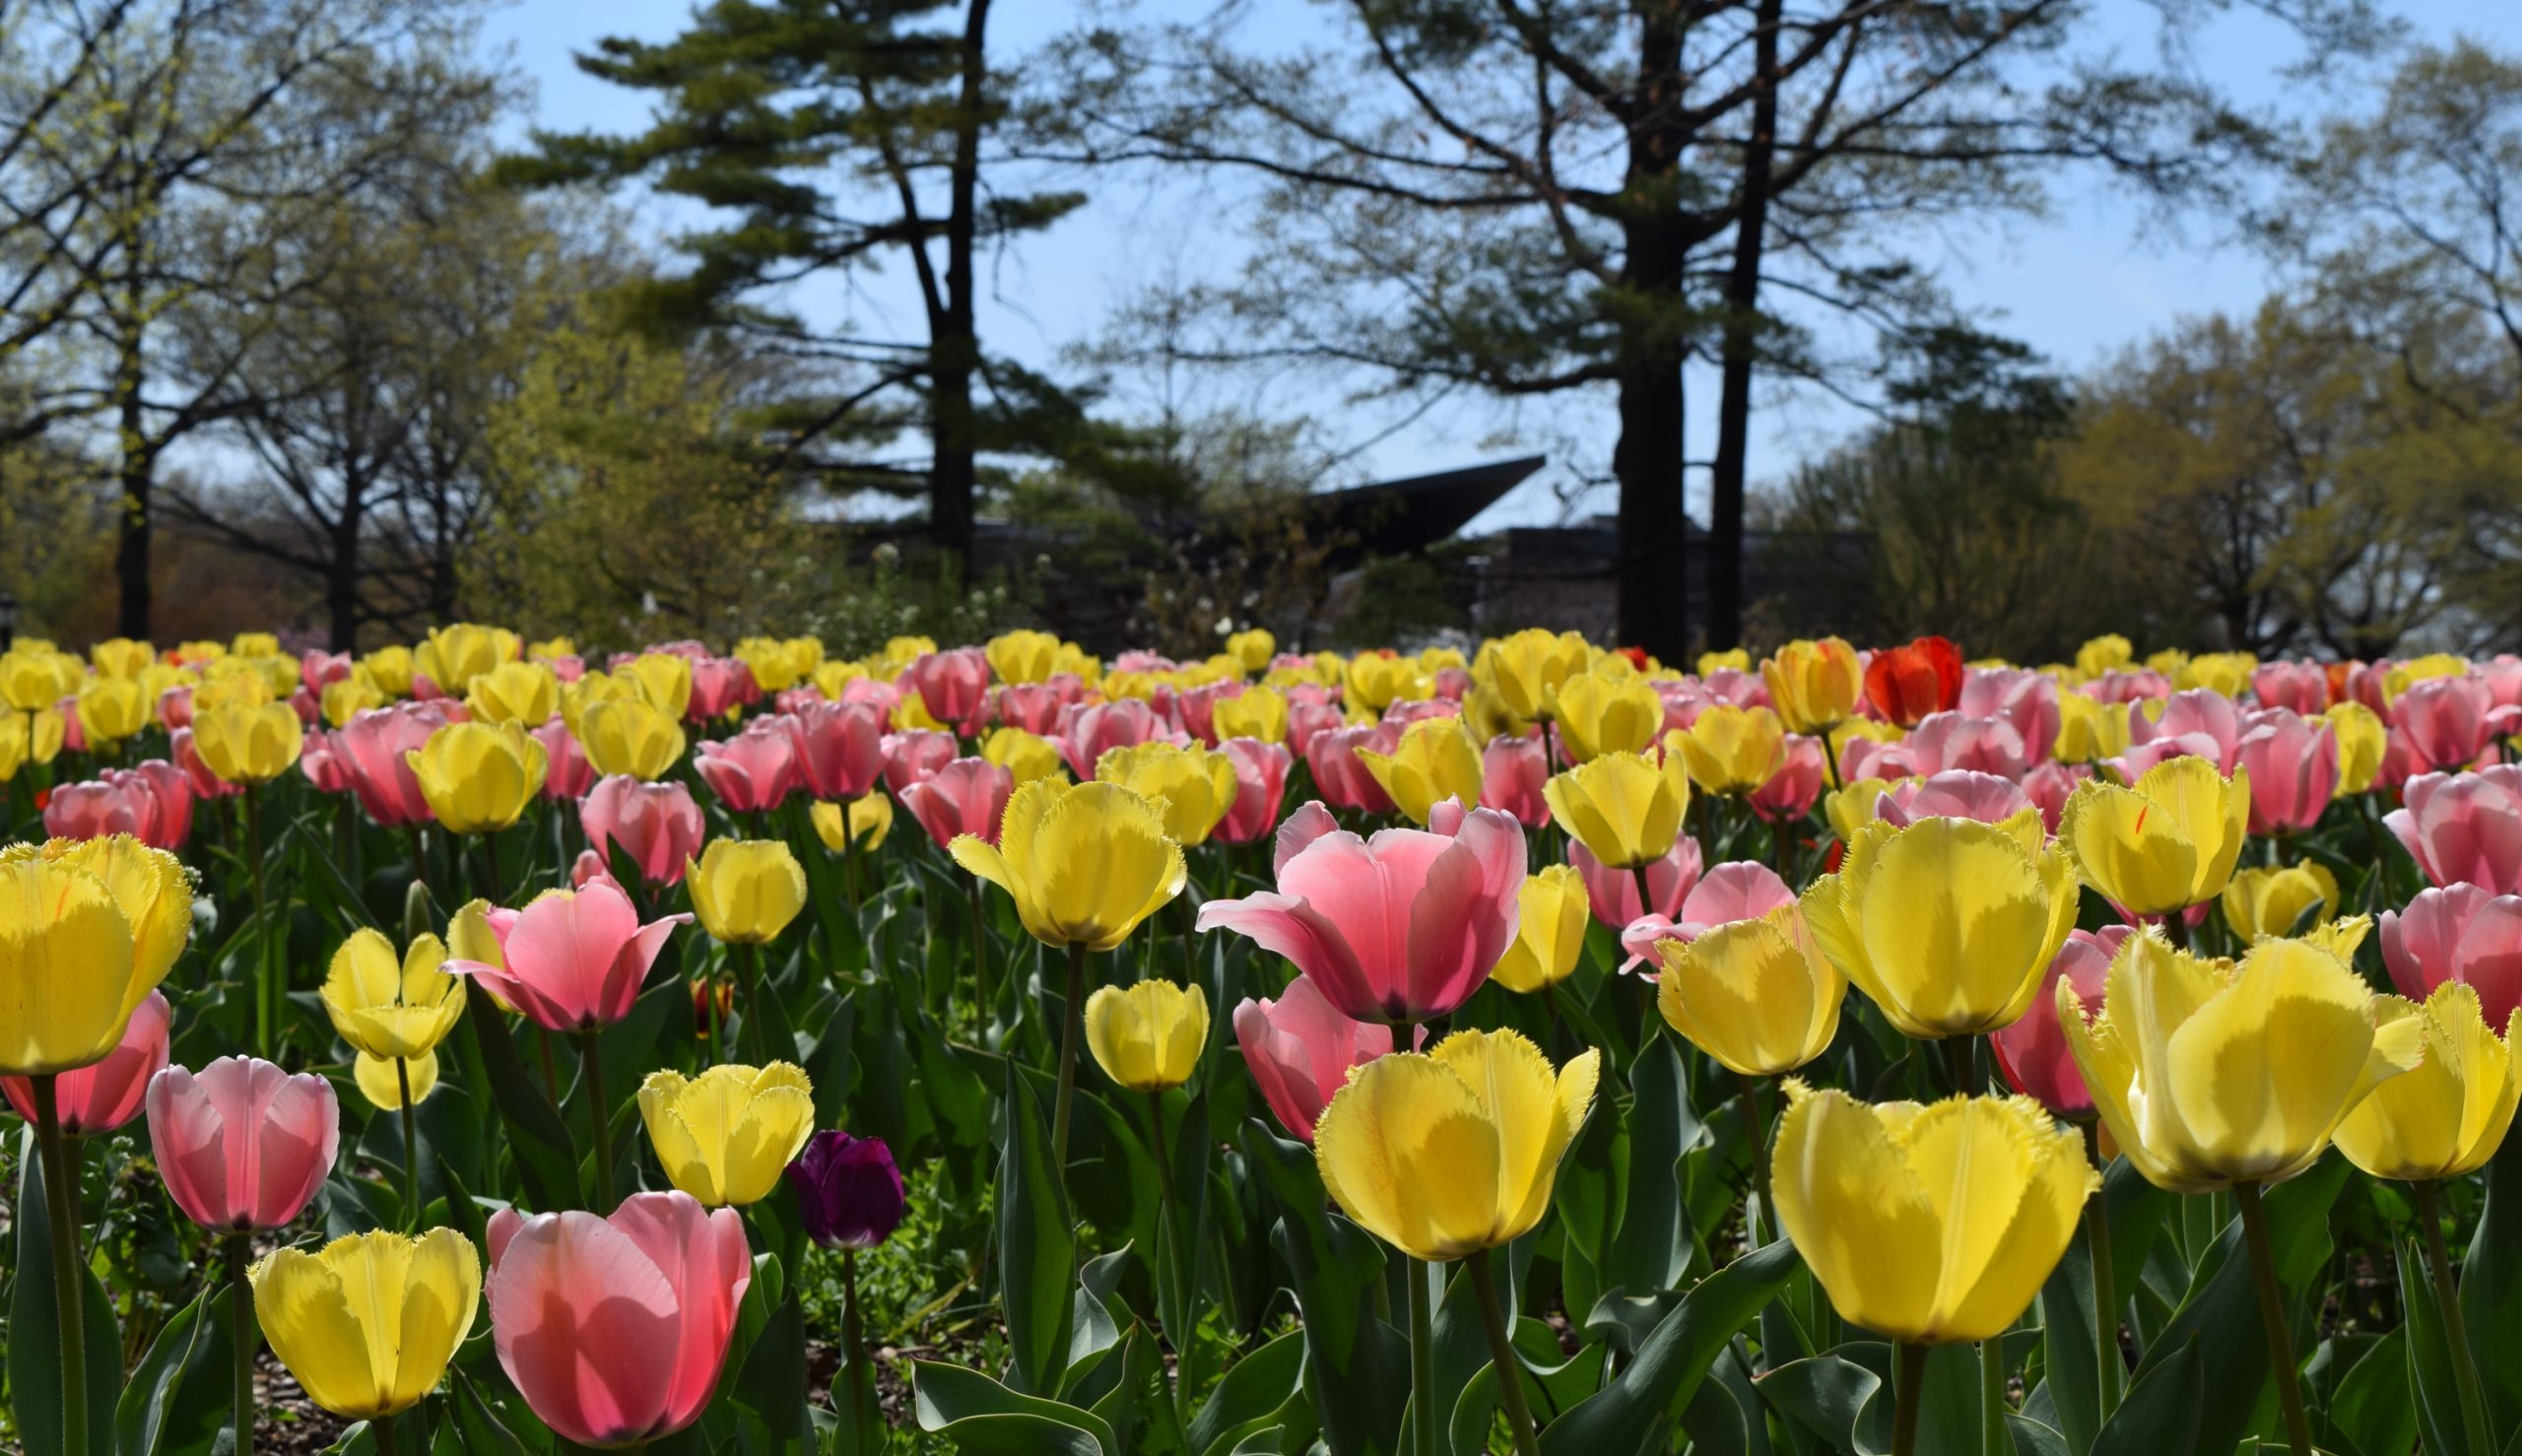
[479,0,2520,534]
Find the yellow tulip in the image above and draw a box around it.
[463,660,561,726]
[624,652,695,719]
[1761,637,1862,734]
[1772,1084,2094,1344]
[1697,649,1751,676]
[2075,634,2134,678]
[1,647,81,711]
[2221,863,2339,942]
[2052,694,2129,762]
[733,636,808,693]
[1097,741,1240,845]
[251,1229,479,1420]
[2386,653,2470,701]
[1543,749,1691,869]
[1460,682,1531,744]
[1491,866,1590,994]
[2058,932,2423,1193]
[1823,776,1904,845]
[406,721,547,834]
[636,1062,817,1207]
[322,928,465,1060]
[1227,629,1277,674]
[812,659,868,701]
[1344,652,1431,713]
[1355,718,1483,826]
[1668,704,1786,795]
[561,668,642,735]
[2333,983,2520,1182]
[2059,757,2250,915]
[980,726,1066,786]
[1657,903,1845,1076]
[191,698,304,784]
[90,637,156,678]
[1476,629,1591,722]
[1212,686,1289,744]
[0,836,190,1075]
[1313,1028,1599,1263]
[321,676,386,727]
[2145,648,2189,680]
[951,779,1185,952]
[686,839,808,945]
[2323,702,2387,794]
[1552,672,1666,762]
[1084,979,1211,1092]
[229,631,279,658]
[987,629,1064,685]
[528,635,578,664]
[361,645,416,698]
[810,793,894,852]
[2177,652,2256,697]
[580,696,688,781]
[73,675,148,745]
[355,1049,438,1109]
[170,638,226,666]
[1802,813,2075,1039]
[414,623,508,696]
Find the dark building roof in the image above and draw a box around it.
[1303,455,1546,563]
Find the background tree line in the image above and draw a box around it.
[1,1,2516,660]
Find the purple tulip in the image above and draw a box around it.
[788,1130,906,1249]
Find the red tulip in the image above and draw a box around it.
[1863,635,1962,728]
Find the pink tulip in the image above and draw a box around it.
[1877,770,2035,829]
[687,657,760,722]
[1479,733,1551,827]
[545,653,587,684]
[1749,735,1825,823]
[303,651,358,692]
[1303,723,1399,815]
[2129,690,2235,773]
[109,761,194,849]
[43,779,147,840]
[337,702,460,827]
[1233,974,1418,1141]
[905,648,990,732]
[786,699,886,802]
[570,849,613,890]
[53,695,85,752]
[3,991,169,1134]
[2234,708,2338,835]
[156,684,196,732]
[696,718,797,814]
[994,683,1068,735]
[1286,700,1347,759]
[300,730,355,794]
[168,727,242,800]
[1696,668,1770,709]
[579,776,706,887]
[447,878,691,1030]
[877,729,954,796]
[1199,799,1526,1024]
[1619,861,1794,972]
[2252,661,2330,715]
[2483,655,2522,711]
[2382,885,2522,1026]
[2386,767,2522,895]
[1176,680,1243,746]
[1991,925,2129,1120]
[1838,734,1931,783]
[1112,650,1174,674]
[487,1191,752,1450]
[146,1056,340,1231]
[1906,710,2032,778]
[898,757,1016,849]
[1433,667,1471,700]
[534,717,595,802]
[1214,739,1293,845]
[2020,761,2089,833]
[1053,698,1179,780]
[288,687,321,727]
[2084,669,2170,705]
[837,675,902,719]
[1959,667,2060,763]
[1383,697,1461,727]
[1569,835,1704,928]
[2397,675,2497,773]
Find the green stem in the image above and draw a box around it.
[1980,1333,2008,1456]
[2084,1122,2122,1420]
[968,877,994,1036]
[838,798,862,903]
[844,1245,868,1448]
[33,1077,89,1456]
[2417,1177,2495,1456]
[581,1028,615,1212]
[396,1057,420,1230]
[2233,1181,2313,1456]
[1148,1092,1191,1429]
[1468,1248,1541,1456]
[1946,1034,1976,1098]
[736,940,762,1064]
[372,1415,399,1456]
[1892,1341,1929,1456]
[2159,909,2190,952]
[247,784,271,1056]
[1408,1255,1438,1456]
[1740,1073,1772,1250]
[231,1231,257,1456]
[1053,941,1086,1172]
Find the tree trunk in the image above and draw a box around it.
[930,0,993,581]
[1706,0,1784,652]
[113,327,152,639]
[329,491,365,650]
[1613,3,1692,665]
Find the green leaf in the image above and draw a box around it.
[1188,1331,1307,1456]
[731,1291,810,1450]
[2466,1131,2522,1442]
[2405,1235,2476,1456]
[1000,1061,1078,1397]
[2329,1328,2416,1456]
[13,1125,123,1456]
[2091,1336,2203,1456]
[114,1283,234,1456]
[460,980,580,1212]
[1539,1238,1800,1453]
[913,1361,1115,1456]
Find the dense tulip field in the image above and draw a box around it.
[7,624,2522,1456]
